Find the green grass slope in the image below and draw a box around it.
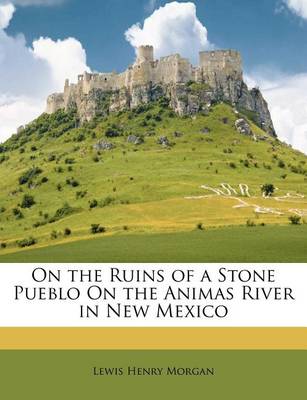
[0,100,306,256]
[0,226,306,263]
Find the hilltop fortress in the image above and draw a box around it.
[46,45,275,136]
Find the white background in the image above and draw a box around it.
[0,263,306,327]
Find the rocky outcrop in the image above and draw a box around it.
[235,118,252,136]
[93,140,115,151]
[237,86,275,136]
[61,79,275,137]
[157,136,171,147]
[127,135,144,145]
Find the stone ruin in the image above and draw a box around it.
[46,45,275,136]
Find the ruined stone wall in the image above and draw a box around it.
[130,61,154,86]
[46,93,65,114]
[81,72,123,94]
[46,47,243,115]
[199,50,242,83]
[154,54,192,84]
[63,82,79,108]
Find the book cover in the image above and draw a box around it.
[0,1,306,398]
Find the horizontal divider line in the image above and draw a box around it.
[0,327,306,350]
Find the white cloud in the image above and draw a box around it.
[0,3,14,28]
[283,0,307,19]
[0,2,89,142]
[125,1,212,64]
[0,94,45,136]
[247,69,307,154]
[32,37,90,89]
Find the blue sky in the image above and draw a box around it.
[1,0,307,153]
[6,0,307,74]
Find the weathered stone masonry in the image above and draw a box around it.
[46,45,275,136]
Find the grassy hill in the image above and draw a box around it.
[0,100,306,259]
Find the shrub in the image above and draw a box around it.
[261,183,275,197]
[278,159,286,168]
[263,163,272,170]
[66,178,79,187]
[76,191,87,199]
[246,219,256,227]
[89,199,98,209]
[56,183,63,192]
[196,222,205,230]
[65,158,75,165]
[93,155,100,163]
[13,208,24,220]
[0,243,7,249]
[75,133,85,142]
[90,224,106,234]
[71,179,79,187]
[158,97,170,108]
[229,162,237,169]
[105,128,120,138]
[33,221,47,228]
[49,203,75,223]
[18,167,42,185]
[134,105,146,114]
[64,228,72,236]
[289,215,301,225]
[0,155,9,164]
[21,194,35,209]
[41,177,48,184]
[16,237,37,248]
[48,154,56,162]
[50,230,58,240]
[100,196,115,207]
[55,166,64,173]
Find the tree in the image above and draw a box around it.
[21,194,35,209]
[289,215,301,225]
[261,184,275,197]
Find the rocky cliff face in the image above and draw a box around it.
[62,76,275,137]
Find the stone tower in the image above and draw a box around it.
[136,45,154,64]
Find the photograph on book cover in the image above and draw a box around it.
[0,0,306,398]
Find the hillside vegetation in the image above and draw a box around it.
[0,100,306,255]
